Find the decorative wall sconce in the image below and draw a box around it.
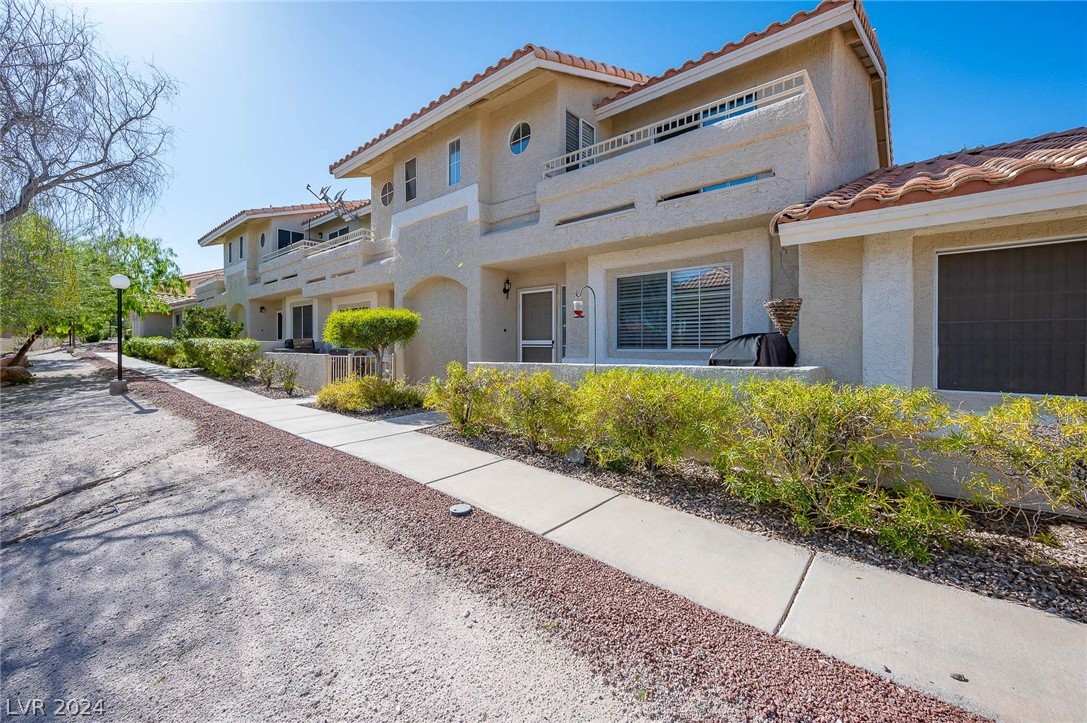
[502,278,511,298]
[259,306,266,313]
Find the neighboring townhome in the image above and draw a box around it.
[328,0,889,380]
[194,201,374,344]
[774,127,1087,403]
[131,268,224,337]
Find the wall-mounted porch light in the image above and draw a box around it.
[502,278,511,298]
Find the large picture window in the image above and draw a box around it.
[291,304,314,339]
[616,265,732,350]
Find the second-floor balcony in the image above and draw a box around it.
[260,228,375,265]
[542,71,809,178]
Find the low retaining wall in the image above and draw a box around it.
[470,362,827,385]
[262,352,327,393]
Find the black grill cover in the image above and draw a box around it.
[708,332,796,368]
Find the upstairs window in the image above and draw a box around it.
[328,226,350,240]
[404,158,417,202]
[510,122,531,154]
[277,229,304,250]
[227,241,232,264]
[238,236,244,259]
[448,139,461,185]
[564,111,595,172]
[380,181,393,207]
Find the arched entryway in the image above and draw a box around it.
[402,276,468,382]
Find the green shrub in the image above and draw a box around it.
[173,307,243,340]
[424,361,505,435]
[944,396,1087,514]
[496,372,576,452]
[714,379,962,560]
[573,369,727,472]
[166,350,194,368]
[181,338,260,379]
[317,374,425,413]
[323,307,420,377]
[278,363,300,396]
[255,359,278,389]
[124,337,178,364]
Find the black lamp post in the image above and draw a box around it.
[109,273,131,395]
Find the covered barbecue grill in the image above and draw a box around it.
[708,332,796,367]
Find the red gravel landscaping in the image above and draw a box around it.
[74,350,983,722]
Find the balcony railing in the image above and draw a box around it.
[262,239,319,263]
[304,227,375,257]
[542,71,809,178]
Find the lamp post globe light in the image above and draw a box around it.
[109,274,131,396]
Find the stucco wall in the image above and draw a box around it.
[797,237,863,383]
[134,312,173,338]
[262,351,325,394]
[403,276,468,382]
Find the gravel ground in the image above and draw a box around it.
[218,376,310,400]
[421,425,1087,624]
[56,348,984,722]
[2,352,643,722]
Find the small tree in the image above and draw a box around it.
[174,306,243,340]
[323,307,420,377]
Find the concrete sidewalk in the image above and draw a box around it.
[100,352,1087,723]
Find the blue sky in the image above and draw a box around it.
[74,1,1087,274]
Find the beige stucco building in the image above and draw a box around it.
[183,0,1085,398]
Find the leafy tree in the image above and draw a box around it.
[1,0,177,228]
[173,306,243,340]
[0,211,73,363]
[323,307,421,377]
[0,222,184,366]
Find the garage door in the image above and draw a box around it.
[937,239,1086,395]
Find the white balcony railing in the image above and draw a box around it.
[542,71,810,178]
[262,239,319,263]
[324,351,394,384]
[304,227,375,257]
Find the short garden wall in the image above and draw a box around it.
[470,362,828,385]
[263,352,326,393]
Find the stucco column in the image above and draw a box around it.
[742,239,773,336]
[563,259,588,361]
[861,231,914,387]
[796,239,863,383]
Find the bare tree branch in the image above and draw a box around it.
[0,0,176,229]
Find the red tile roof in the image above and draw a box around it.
[329,45,648,174]
[597,0,885,110]
[160,269,223,306]
[198,203,333,245]
[302,199,370,227]
[772,127,1087,229]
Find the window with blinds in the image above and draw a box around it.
[616,265,732,350]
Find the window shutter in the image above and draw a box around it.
[565,111,580,155]
[616,273,668,349]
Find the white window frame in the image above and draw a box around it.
[380,181,394,207]
[615,262,733,352]
[932,236,1086,396]
[448,138,461,186]
[509,122,531,155]
[404,157,417,202]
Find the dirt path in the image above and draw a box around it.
[1,353,642,722]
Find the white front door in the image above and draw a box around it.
[519,288,556,363]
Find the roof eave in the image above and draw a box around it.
[331,56,641,179]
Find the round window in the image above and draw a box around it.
[259,233,265,248]
[380,182,394,206]
[509,122,531,154]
